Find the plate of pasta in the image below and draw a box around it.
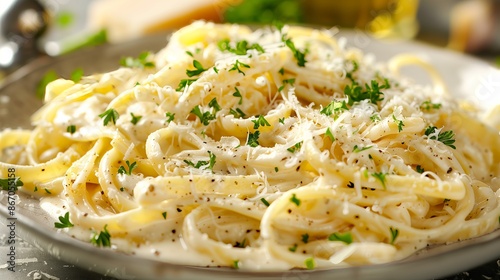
[1,21,499,280]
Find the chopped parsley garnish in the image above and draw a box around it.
[91,224,111,247]
[320,100,348,117]
[162,212,167,219]
[98,108,119,126]
[328,232,353,244]
[186,60,208,77]
[213,66,219,74]
[44,188,52,194]
[325,128,335,142]
[252,115,271,129]
[229,59,250,75]
[190,98,221,126]
[278,67,285,75]
[260,198,270,207]
[232,260,240,269]
[289,244,298,252]
[233,87,243,104]
[120,52,155,68]
[370,114,381,122]
[165,112,175,123]
[184,151,216,171]
[392,115,404,132]
[301,233,309,243]
[282,36,307,67]
[176,78,197,91]
[389,227,399,244]
[186,51,194,57]
[278,117,285,124]
[424,126,456,149]
[344,80,388,106]
[70,68,84,82]
[54,212,74,228]
[66,125,76,134]
[420,100,442,111]
[274,167,279,172]
[217,39,264,55]
[118,160,137,175]
[247,131,260,147]
[130,113,142,125]
[304,257,316,270]
[345,60,359,82]
[290,193,301,206]
[278,78,296,91]
[353,145,372,153]
[229,108,246,118]
[305,257,315,270]
[372,172,387,189]
[287,141,303,153]
[416,165,425,174]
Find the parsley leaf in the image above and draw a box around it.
[389,227,399,244]
[229,60,250,75]
[328,232,353,244]
[176,78,197,91]
[66,125,76,134]
[344,80,387,105]
[118,160,137,175]
[301,233,309,243]
[165,112,175,123]
[290,193,301,206]
[416,165,425,174]
[371,172,387,189]
[252,115,271,129]
[289,244,298,252]
[420,100,442,111]
[247,131,260,147]
[305,257,315,270]
[186,60,207,77]
[287,141,303,153]
[229,108,246,118]
[54,212,74,228]
[321,100,348,117]
[120,52,155,68]
[90,224,111,247]
[98,108,119,126]
[424,126,456,149]
[392,115,404,132]
[0,177,23,191]
[190,98,220,126]
[282,36,307,67]
[184,151,216,172]
[130,113,142,125]
[260,198,270,207]
[233,87,243,104]
[353,145,372,153]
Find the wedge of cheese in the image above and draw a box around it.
[87,0,235,43]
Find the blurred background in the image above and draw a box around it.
[0,0,499,81]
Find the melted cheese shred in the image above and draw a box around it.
[1,21,500,270]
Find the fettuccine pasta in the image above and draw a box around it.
[1,21,499,270]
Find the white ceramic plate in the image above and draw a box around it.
[0,30,499,280]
